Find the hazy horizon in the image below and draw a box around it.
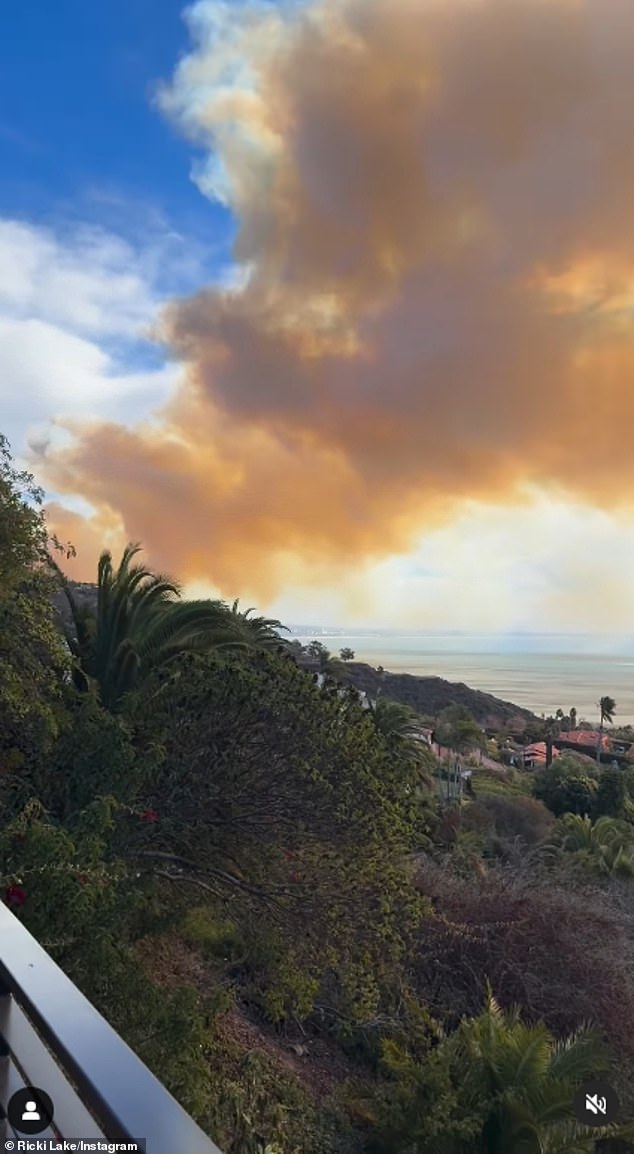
[289,630,634,722]
[288,628,634,657]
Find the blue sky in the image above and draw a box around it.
[0,2,241,477]
[0,0,232,253]
[3,0,634,637]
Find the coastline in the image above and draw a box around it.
[293,638,634,725]
[321,660,540,727]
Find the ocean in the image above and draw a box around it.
[289,632,634,725]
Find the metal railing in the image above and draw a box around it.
[0,902,222,1153]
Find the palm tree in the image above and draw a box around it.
[445,991,630,1153]
[597,695,616,763]
[367,697,421,742]
[375,992,632,1153]
[551,813,634,877]
[54,543,243,712]
[229,599,287,651]
[366,697,433,792]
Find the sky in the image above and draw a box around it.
[4,0,634,633]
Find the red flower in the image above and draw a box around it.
[288,870,299,882]
[140,809,159,823]
[5,884,26,908]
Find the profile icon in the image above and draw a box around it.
[6,1086,54,1134]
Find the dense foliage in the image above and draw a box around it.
[1,434,634,1152]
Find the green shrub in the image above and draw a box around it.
[481,794,555,847]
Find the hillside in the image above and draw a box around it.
[340,662,539,726]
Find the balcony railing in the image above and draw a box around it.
[0,902,222,1152]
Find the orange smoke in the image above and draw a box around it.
[37,0,634,596]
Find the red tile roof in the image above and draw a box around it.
[556,731,609,750]
[523,742,561,763]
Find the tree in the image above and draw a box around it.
[365,698,434,791]
[0,435,70,771]
[305,639,349,681]
[0,432,58,590]
[367,697,421,743]
[368,992,630,1153]
[521,717,547,745]
[53,543,244,712]
[598,696,617,763]
[435,706,484,803]
[306,639,330,662]
[533,754,599,818]
[569,707,577,731]
[128,649,426,1023]
[229,600,287,651]
[549,814,634,878]
[556,707,572,734]
[339,647,355,661]
[436,706,484,758]
[595,767,628,820]
[445,993,625,1153]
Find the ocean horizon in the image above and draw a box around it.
[289,630,634,725]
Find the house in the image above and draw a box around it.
[554,730,610,758]
[521,742,562,769]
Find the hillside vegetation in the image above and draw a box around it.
[2,433,634,1153]
[343,662,538,726]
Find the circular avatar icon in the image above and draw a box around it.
[6,1086,54,1134]
[573,1078,620,1128]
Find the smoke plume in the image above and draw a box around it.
[39,0,634,598]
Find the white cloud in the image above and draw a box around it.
[0,217,180,457]
[0,220,158,339]
[157,0,287,208]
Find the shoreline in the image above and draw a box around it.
[294,643,634,726]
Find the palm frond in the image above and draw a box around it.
[134,600,237,667]
[548,1026,607,1082]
